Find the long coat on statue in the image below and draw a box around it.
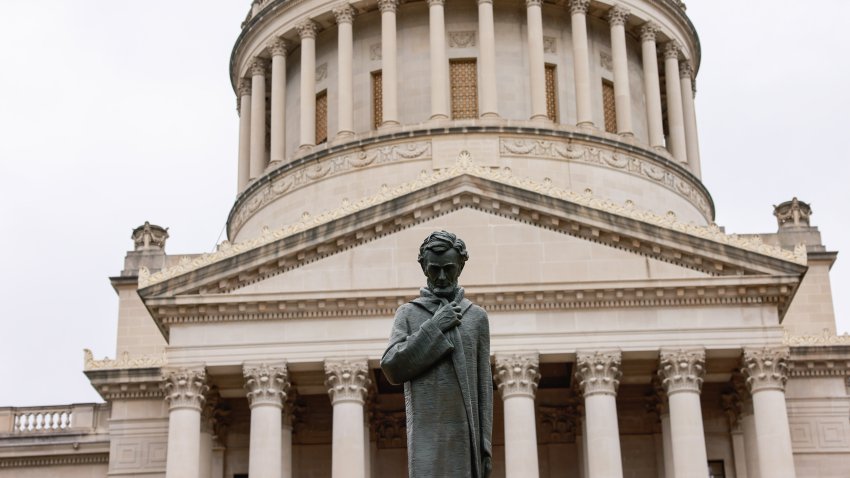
[381,288,493,478]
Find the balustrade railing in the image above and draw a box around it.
[11,407,73,433]
[0,403,106,435]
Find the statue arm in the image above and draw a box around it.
[380,305,454,385]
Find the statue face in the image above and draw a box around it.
[422,248,462,299]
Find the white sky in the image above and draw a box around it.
[0,1,847,406]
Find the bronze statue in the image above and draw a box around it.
[381,231,493,478]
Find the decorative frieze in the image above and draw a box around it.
[0,454,109,469]
[163,369,208,411]
[575,350,622,397]
[449,31,476,48]
[742,347,790,393]
[658,348,705,395]
[325,359,370,405]
[84,349,166,370]
[244,363,289,408]
[784,329,850,347]
[494,353,541,399]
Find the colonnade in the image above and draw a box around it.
[161,346,795,478]
[234,0,702,191]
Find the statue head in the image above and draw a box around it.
[417,231,469,299]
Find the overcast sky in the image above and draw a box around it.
[0,1,847,407]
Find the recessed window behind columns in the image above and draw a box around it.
[371,70,383,129]
[450,58,478,119]
[545,63,558,123]
[316,90,328,144]
[602,79,616,133]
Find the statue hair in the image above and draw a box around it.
[417,230,469,267]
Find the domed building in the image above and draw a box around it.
[1,1,848,477]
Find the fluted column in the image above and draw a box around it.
[326,359,370,478]
[495,353,541,478]
[679,60,701,176]
[640,23,665,149]
[297,20,318,149]
[608,6,633,136]
[269,39,288,163]
[237,79,252,191]
[570,0,593,127]
[478,0,498,118]
[428,0,449,120]
[244,364,288,478]
[379,0,399,127]
[525,0,547,122]
[249,58,268,179]
[576,350,624,478]
[742,347,796,478]
[663,42,687,163]
[334,5,356,137]
[659,348,709,478]
[163,368,208,478]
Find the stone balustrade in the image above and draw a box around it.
[0,403,107,435]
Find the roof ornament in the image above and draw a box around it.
[132,221,169,251]
[773,197,812,229]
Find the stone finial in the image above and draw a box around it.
[773,197,812,228]
[575,350,622,397]
[741,347,791,393]
[325,358,370,405]
[244,363,289,408]
[163,368,208,411]
[132,221,169,251]
[658,348,705,395]
[494,353,541,399]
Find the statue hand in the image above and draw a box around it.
[433,301,462,332]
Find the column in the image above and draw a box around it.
[245,363,289,478]
[249,58,268,179]
[608,5,633,136]
[326,358,370,478]
[526,0,547,122]
[237,79,252,191]
[570,0,593,127]
[297,20,318,149]
[163,368,208,478]
[478,0,498,118]
[428,0,449,120]
[282,394,297,478]
[379,0,400,127]
[679,60,702,176]
[334,5,356,137]
[495,353,541,478]
[640,23,665,149]
[663,42,687,163]
[723,380,749,478]
[742,347,796,478]
[741,401,761,478]
[575,350,624,478]
[650,377,675,478]
[659,348,709,478]
[268,38,288,163]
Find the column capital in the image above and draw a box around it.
[244,363,289,408]
[333,4,356,24]
[576,350,622,397]
[237,78,252,97]
[378,0,399,14]
[640,22,659,43]
[608,5,630,26]
[569,0,590,15]
[428,0,446,6]
[325,358,371,405]
[742,346,790,393]
[477,0,493,4]
[268,37,289,57]
[658,348,705,395]
[296,19,318,39]
[163,368,208,411]
[249,57,267,77]
[494,352,541,400]
[663,41,681,60]
[679,59,694,79]
[526,0,543,8]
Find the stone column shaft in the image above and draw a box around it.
[163,369,208,478]
[609,6,633,135]
[245,364,289,478]
[428,0,449,120]
[641,24,665,148]
[237,79,252,191]
[576,350,624,478]
[661,413,675,478]
[741,411,761,478]
[379,0,399,127]
[335,6,356,137]
[326,359,370,478]
[249,59,267,179]
[297,20,318,149]
[659,348,708,478]
[731,429,748,478]
[526,0,547,122]
[679,62,701,176]
[269,39,288,164]
[495,353,541,478]
[663,42,687,163]
[478,0,498,118]
[570,0,593,127]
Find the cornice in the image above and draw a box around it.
[84,367,165,402]
[0,453,109,468]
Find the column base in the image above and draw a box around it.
[333,131,355,142]
[617,131,635,138]
[480,112,500,119]
[296,144,315,155]
[530,114,551,124]
[379,120,401,130]
[429,114,449,121]
[577,121,595,130]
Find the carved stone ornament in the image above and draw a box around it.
[646,375,668,418]
[296,19,318,39]
[575,350,622,397]
[237,78,252,98]
[268,38,289,57]
[773,197,812,228]
[249,57,267,77]
[640,23,659,43]
[526,0,543,8]
[449,31,476,48]
[244,363,289,408]
[427,0,445,6]
[163,369,208,411]
[543,36,557,54]
[132,221,168,251]
[600,52,613,71]
[372,409,407,448]
[608,5,630,26]
[569,0,590,15]
[663,42,681,60]
[537,405,576,443]
[325,359,370,405]
[378,0,398,14]
[494,353,541,399]
[783,328,850,346]
[658,348,705,395]
[316,63,328,82]
[742,347,791,393]
[333,4,356,24]
[679,60,694,80]
[370,43,382,61]
[720,388,743,431]
[84,349,166,371]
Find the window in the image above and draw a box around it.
[450,59,478,119]
[545,63,558,123]
[315,90,328,144]
[708,460,726,478]
[372,70,383,129]
[602,79,617,133]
